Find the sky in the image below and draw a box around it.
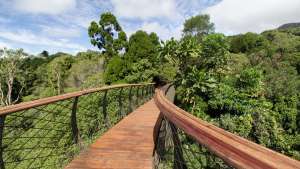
[0,0,299,55]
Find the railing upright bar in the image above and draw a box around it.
[102,90,110,128]
[148,86,150,98]
[170,122,187,169]
[0,116,5,169]
[128,86,133,113]
[118,88,124,118]
[141,86,144,102]
[71,97,80,145]
[145,85,149,98]
[136,87,139,106]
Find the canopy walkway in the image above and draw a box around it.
[0,84,299,169]
[65,99,160,169]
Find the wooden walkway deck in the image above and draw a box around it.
[65,99,160,169]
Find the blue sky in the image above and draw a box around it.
[0,0,299,55]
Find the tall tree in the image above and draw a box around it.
[39,50,49,58]
[183,14,215,38]
[88,12,127,66]
[0,48,26,106]
[126,30,160,63]
[46,55,73,95]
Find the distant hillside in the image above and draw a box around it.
[278,22,300,29]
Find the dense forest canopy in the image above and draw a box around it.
[1,12,300,165]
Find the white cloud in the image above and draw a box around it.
[0,41,11,49]
[0,29,85,51]
[13,0,76,15]
[111,0,181,20]
[40,25,81,38]
[140,22,182,40]
[203,0,300,34]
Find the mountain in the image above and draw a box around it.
[278,22,300,29]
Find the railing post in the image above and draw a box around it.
[102,90,110,128]
[118,88,124,118]
[148,85,151,98]
[153,117,167,168]
[128,86,133,113]
[71,97,80,145]
[170,122,187,169]
[0,116,5,169]
[151,85,154,96]
[136,87,139,106]
[145,85,149,99]
[141,86,144,102]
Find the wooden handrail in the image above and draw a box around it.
[0,83,153,116]
[154,88,300,169]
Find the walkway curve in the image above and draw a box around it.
[65,99,160,169]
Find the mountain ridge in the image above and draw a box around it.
[278,22,300,29]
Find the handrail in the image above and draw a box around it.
[154,88,300,169]
[0,83,153,116]
[0,83,155,169]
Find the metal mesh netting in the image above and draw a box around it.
[154,118,234,169]
[0,84,155,169]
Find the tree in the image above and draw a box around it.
[104,56,126,84]
[39,50,49,58]
[88,12,127,66]
[126,30,160,63]
[122,31,161,83]
[183,14,215,38]
[229,32,268,53]
[0,48,26,106]
[46,55,73,95]
[201,33,229,73]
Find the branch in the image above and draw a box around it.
[0,83,5,106]
[12,86,24,104]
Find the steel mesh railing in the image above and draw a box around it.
[153,85,300,169]
[154,117,233,169]
[0,84,155,169]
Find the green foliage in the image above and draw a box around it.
[126,30,160,63]
[124,59,157,83]
[46,54,73,95]
[88,12,127,63]
[173,26,300,161]
[67,52,103,88]
[104,56,126,84]
[3,12,300,166]
[81,72,104,88]
[202,33,229,70]
[173,37,201,76]
[236,68,263,96]
[3,85,153,168]
[183,14,215,38]
[0,49,27,106]
[262,30,300,54]
[229,32,268,53]
[219,113,253,138]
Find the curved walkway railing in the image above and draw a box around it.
[154,86,300,169]
[0,83,154,169]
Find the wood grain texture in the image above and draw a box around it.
[65,99,160,169]
[154,88,300,169]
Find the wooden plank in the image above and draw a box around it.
[65,99,160,169]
